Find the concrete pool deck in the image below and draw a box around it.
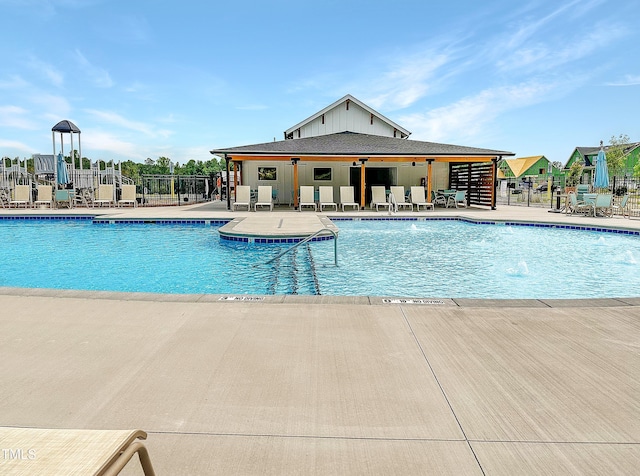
[1,203,639,474]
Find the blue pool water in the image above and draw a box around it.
[1,219,639,299]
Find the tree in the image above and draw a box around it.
[607,134,629,177]
[566,159,584,186]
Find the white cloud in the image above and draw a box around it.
[606,74,640,86]
[82,130,141,159]
[0,75,29,89]
[74,49,113,88]
[398,81,560,143]
[0,105,39,130]
[0,138,35,153]
[84,109,167,138]
[26,55,64,87]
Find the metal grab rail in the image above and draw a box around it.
[258,227,338,267]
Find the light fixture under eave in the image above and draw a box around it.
[291,157,300,165]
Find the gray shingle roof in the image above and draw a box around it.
[211,132,514,158]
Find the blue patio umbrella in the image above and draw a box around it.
[56,152,70,185]
[593,143,609,189]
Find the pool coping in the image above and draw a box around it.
[1,286,639,308]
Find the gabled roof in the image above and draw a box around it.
[284,94,411,139]
[504,156,547,178]
[211,131,513,158]
[567,142,640,168]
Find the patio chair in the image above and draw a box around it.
[0,427,155,475]
[118,184,137,207]
[593,193,613,217]
[318,186,337,212]
[255,185,273,211]
[447,190,467,208]
[567,192,591,215]
[34,184,53,208]
[299,186,317,211]
[9,184,31,208]
[612,194,630,218]
[370,186,390,211]
[390,186,412,211]
[94,184,115,207]
[410,186,434,211]
[233,185,251,211]
[75,188,95,208]
[0,188,9,208]
[339,186,359,212]
[430,190,447,207]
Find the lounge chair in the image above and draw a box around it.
[390,186,412,211]
[118,184,137,207]
[299,185,317,211]
[10,184,31,208]
[612,194,629,218]
[318,186,337,211]
[370,186,390,211]
[0,427,155,475]
[593,193,613,217]
[339,186,359,212]
[410,186,434,211]
[255,185,273,211]
[447,190,467,208]
[94,184,115,207]
[34,184,53,208]
[233,185,251,211]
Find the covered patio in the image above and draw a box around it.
[211,132,514,211]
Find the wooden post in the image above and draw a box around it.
[491,157,498,210]
[293,159,299,209]
[359,158,367,207]
[427,160,433,202]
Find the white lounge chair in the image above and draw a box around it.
[94,184,115,207]
[10,185,31,208]
[34,184,53,208]
[233,185,251,211]
[447,190,467,208]
[410,186,434,211]
[0,427,155,475]
[318,186,337,211]
[255,185,273,211]
[118,184,137,207]
[390,186,412,211]
[339,186,359,212]
[370,186,390,211]
[299,186,317,211]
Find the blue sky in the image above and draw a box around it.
[1,0,638,166]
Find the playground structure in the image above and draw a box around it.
[1,120,133,208]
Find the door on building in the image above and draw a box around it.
[350,167,396,205]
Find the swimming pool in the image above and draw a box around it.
[1,218,638,299]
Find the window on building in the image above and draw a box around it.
[313,167,332,181]
[258,167,277,181]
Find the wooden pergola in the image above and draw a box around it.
[211,132,514,210]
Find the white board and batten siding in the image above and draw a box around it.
[285,94,410,140]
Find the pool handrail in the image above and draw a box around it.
[259,227,338,267]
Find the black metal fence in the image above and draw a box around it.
[137,174,214,206]
[496,175,639,214]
